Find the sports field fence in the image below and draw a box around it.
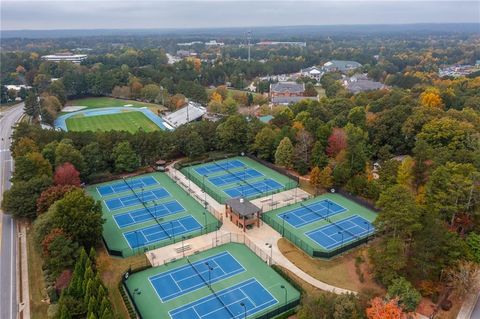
[162,232,276,267]
[262,213,374,259]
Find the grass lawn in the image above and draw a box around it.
[65,110,161,133]
[65,97,166,114]
[27,225,49,319]
[96,245,146,318]
[278,238,383,293]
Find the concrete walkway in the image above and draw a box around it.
[153,163,355,294]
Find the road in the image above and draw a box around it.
[471,296,480,319]
[0,103,24,319]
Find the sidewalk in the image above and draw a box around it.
[153,163,355,294]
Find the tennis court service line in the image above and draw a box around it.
[123,177,172,239]
[187,256,236,319]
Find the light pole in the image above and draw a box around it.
[240,302,247,319]
[141,187,144,203]
[170,221,176,243]
[203,212,207,234]
[203,175,208,208]
[205,262,214,287]
[280,285,287,305]
[152,200,157,219]
[326,199,330,219]
[181,236,186,257]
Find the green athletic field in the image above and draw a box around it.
[124,243,301,319]
[181,156,298,204]
[65,110,160,133]
[262,193,377,258]
[66,97,162,109]
[86,172,219,258]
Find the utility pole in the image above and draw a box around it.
[247,31,251,62]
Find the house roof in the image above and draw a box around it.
[343,74,385,93]
[301,66,322,74]
[270,82,305,94]
[162,102,206,129]
[271,95,318,105]
[225,198,261,217]
[324,60,362,72]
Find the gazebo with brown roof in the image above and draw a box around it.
[225,197,262,232]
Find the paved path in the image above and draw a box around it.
[154,164,355,294]
[0,103,24,319]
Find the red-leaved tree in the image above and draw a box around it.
[54,162,81,187]
[36,184,78,215]
[326,128,347,157]
[366,297,404,319]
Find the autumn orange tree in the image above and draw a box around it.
[366,297,404,319]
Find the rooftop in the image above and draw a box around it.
[271,96,318,105]
[162,101,207,129]
[270,81,305,94]
[225,197,261,217]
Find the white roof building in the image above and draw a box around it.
[162,102,207,129]
[41,54,87,64]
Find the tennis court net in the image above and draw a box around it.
[122,177,172,239]
[186,257,236,319]
[213,160,265,196]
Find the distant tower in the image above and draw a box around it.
[247,31,251,62]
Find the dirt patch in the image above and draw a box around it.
[96,245,147,319]
[278,238,383,293]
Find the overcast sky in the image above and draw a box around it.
[1,1,479,30]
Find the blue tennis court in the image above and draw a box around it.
[96,176,158,196]
[113,200,185,228]
[305,215,374,250]
[208,169,263,187]
[278,199,346,228]
[169,278,278,319]
[150,252,245,302]
[194,160,245,176]
[104,187,170,211]
[224,179,283,198]
[124,215,202,248]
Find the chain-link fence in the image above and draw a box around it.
[262,213,374,259]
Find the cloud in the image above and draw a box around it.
[1,1,479,30]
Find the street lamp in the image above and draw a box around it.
[205,262,214,287]
[338,231,344,249]
[170,221,176,243]
[181,236,186,258]
[203,212,207,233]
[141,187,144,203]
[152,200,157,219]
[280,285,287,305]
[240,302,247,319]
[203,175,208,208]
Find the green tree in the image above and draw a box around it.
[12,137,38,158]
[348,106,366,128]
[369,238,407,286]
[141,84,161,102]
[252,126,277,161]
[466,232,480,263]
[184,131,205,158]
[81,142,109,177]
[49,189,104,248]
[24,91,40,118]
[387,277,421,312]
[112,141,139,173]
[375,185,422,240]
[55,141,86,174]
[425,162,480,224]
[274,137,294,168]
[2,175,52,218]
[13,152,52,182]
[215,115,249,153]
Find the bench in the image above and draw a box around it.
[175,244,191,253]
